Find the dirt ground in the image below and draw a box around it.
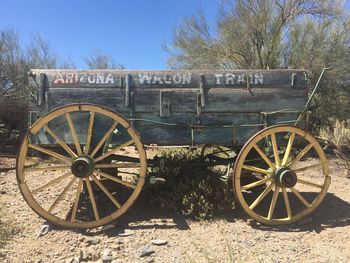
[1,156,350,263]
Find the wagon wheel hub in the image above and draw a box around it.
[274,167,297,188]
[71,156,95,178]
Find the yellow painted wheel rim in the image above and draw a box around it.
[233,125,330,225]
[17,104,147,229]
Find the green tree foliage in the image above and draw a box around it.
[166,0,350,130]
[0,29,59,144]
[84,52,124,69]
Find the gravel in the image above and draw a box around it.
[1,157,350,262]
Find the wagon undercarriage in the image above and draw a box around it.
[16,69,331,228]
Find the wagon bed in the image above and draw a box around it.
[28,69,308,146]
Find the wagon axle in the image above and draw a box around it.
[274,167,297,188]
[71,156,95,178]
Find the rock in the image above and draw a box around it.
[101,255,114,262]
[139,245,155,257]
[111,260,123,263]
[0,172,6,176]
[35,259,43,263]
[102,248,111,257]
[75,249,89,261]
[81,249,89,261]
[0,190,6,194]
[65,257,79,263]
[85,237,100,245]
[87,248,99,261]
[102,223,117,231]
[118,229,134,237]
[37,224,50,237]
[151,239,167,246]
[75,249,83,261]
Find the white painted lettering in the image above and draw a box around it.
[237,74,245,84]
[152,75,164,84]
[164,75,172,84]
[96,73,105,84]
[226,73,235,85]
[254,73,263,84]
[66,73,74,84]
[173,74,182,84]
[182,73,192,84]
[79,74,86,83]
[88,74,96,84]
[249,74,254,84]
[139,74,153,85]
[105,73,114,84]
[53,73,65,84]
[215,74,223,85]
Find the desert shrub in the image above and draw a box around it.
[320,119,350,172]
[142,148,235,220]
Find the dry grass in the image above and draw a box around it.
[321,119,350,172]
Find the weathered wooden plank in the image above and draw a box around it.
[203,88,306,113]
[134,112,262,145]
[48,88,128,113]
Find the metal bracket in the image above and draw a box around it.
[38,73,47,106]
[160,90,171,117]
[125,73,130,107]
[291,73,296,88]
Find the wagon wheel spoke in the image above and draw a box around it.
[70,179,83,222]
[66,112,83,156]
[242,165,269,174]
[32,172,71,194]
[44,125,77,158]
[94,170,136,189]
[287,143,313,168]
[91,175,121,209]
[90,121,118,158]
[253,144,275,170]
[281,132,295,166]
[282,188,292,219]
[85,178,100,221]
[292,163,322,173]
[297,179,323,189]
[270,133,281,167]
[94,139,135,162]
[25,166,71,172]
[249,183,274,210]
[84,111,95,155]
[241,177,272,190]
[291,187,311,207]
[48,177,77,213]
[268,186,280,220]
[28,144,71,164]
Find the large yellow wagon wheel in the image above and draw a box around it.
[233,125,330,225]
[17,104,147,229]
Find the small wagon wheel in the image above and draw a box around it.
[233,125,330,225]
[17,104,147,229]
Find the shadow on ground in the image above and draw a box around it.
[67,192,350,237]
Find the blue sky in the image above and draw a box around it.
[0,0,218,69]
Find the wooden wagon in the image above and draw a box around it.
[16,69,330,228]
